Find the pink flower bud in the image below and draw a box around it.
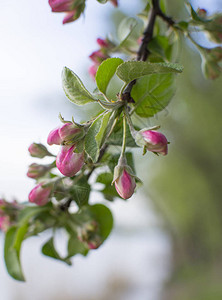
[89,50,108,64]
[59,123,83,142]
[137,130,168,155]
[56,145,84,177]
[28,143,52,158]
[96,38,109,48]
[27,163,51,179]
[63,10,77,24]
[49,0,75,12]
[47,127,62,145]
[197,8,207,18]
[28,183,53,206]
[114,168,136,199]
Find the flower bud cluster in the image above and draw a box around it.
[89,38,115,79]
[48,0,85,24]
[27,121,86,207]
[47,122,85,177]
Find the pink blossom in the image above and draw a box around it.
[114,169,136,199]
[48,0,75,12]
[28,183,52,206]
[47,127,62,145]
[56,145,84,177]
[140,130,168,155]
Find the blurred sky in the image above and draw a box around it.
[0,0,221,299]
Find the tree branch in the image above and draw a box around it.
[121,0,175,102]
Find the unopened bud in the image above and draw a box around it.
[49,0,75,12]
[89,50,109,64]
[59,122,84,142]
[47,127,62,145]
[56,145,84,177]
[114,167,136,199]
[28,182,53,206]
[136,129,168,155]
[28,143,52,158]
[27,163,52,179]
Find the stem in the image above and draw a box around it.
[120,113,127,158]
[124,107,137,139]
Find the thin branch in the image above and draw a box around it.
[121,0,175,103]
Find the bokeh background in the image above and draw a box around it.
[0,0,222,299]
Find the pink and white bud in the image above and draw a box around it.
[28,143,52,158]
[89,50,108,64]
[28,183,53,206]
[47,127,62,145]
[59,122,83,142]
[27,163,51,179]
[49,0,75,12]
[114,168,136,199]
[56,145,84,177]
[136,129,168,155]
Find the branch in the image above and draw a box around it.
[121,0,175,102]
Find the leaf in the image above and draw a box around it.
[88,204,113,241]
[116,61,183,83]
[42,237,72,265]
[117,17,138,45]
[131,73,176,118]
[96,172,120,201]
[69,176,90,207]
[67,235,88,258]
[107,119,139,147]
[4,226,26,281]
[96,0,108,3]
[85,111,112,163]
[96,58,124,95]
[62,67,96,105]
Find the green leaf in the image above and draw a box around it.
[85,111,112,163]
[67,235,88,258]
[88,204,113,241]
[69,176,90,207]
[131,73,175,118]
[96,58,124,95]
[107,119,139,147]
[116,61,183,84]
[4,226,26,281]
[117,17,138,45]
[62,67,96,105]
[96,0,108,3]
[42,237,72,265]
[96,172,120,201]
